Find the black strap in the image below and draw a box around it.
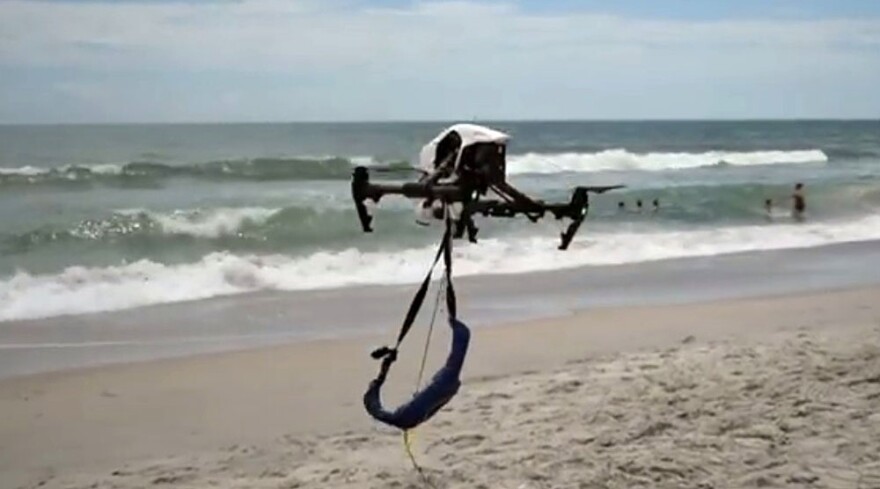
[371,213,457,361]
[443,214,456,319]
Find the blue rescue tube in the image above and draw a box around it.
[363,317,470,430]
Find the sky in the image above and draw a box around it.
[1,0,879,123]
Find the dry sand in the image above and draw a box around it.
[2,286,880,488]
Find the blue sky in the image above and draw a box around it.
[2,0,879,123]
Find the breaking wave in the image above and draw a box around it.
[120,207,282,239]
[3,207,283,252]
[0,149,832,187]
[0,204,431,256]
[506,149,828,174]
[0,157,414,187]
[3,213,880,321]
[6,177,880,256]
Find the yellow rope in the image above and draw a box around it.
[403,280,443,488]
[403,430,435,488]
[415,279,445,391]
[403,430,418,469]
[401,208,450,489]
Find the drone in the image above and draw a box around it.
[350,123,623,250]
[358,124,625,441]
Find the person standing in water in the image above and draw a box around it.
[792,183,806,220]
[764,198,773,220]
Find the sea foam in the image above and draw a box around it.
[3,213,879,322]
[507,149,828,174]
[117,207,282,239]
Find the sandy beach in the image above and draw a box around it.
[2,285,879,489]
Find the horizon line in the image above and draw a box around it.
[2,116,879,127]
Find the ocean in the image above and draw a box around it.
[1,120,879,323]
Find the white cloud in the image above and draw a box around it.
[3,0,879,71]
[1,0,879,121]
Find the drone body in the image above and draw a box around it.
[351,123,622,250]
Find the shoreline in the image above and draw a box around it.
[0,280,874,385]
[2,284,880,488]
[3,238,880,380]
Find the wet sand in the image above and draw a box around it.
[2,285,879,488]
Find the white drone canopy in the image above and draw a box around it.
[418,123,511,174]
[414,123,512,225]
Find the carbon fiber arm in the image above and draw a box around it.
[351,166,623,249]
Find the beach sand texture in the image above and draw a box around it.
[2,287,880,489]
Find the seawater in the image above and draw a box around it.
[1,120,878,321]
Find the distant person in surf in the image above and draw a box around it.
[636,199,643,212]
[652,198,659,213]
[764,198,773,220]
[792,183,806,221]
[618,201,626,212]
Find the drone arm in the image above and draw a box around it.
[352,165,624,249]
[491,181,542,209]
[352,166,469,232]
[463,184,623,249]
